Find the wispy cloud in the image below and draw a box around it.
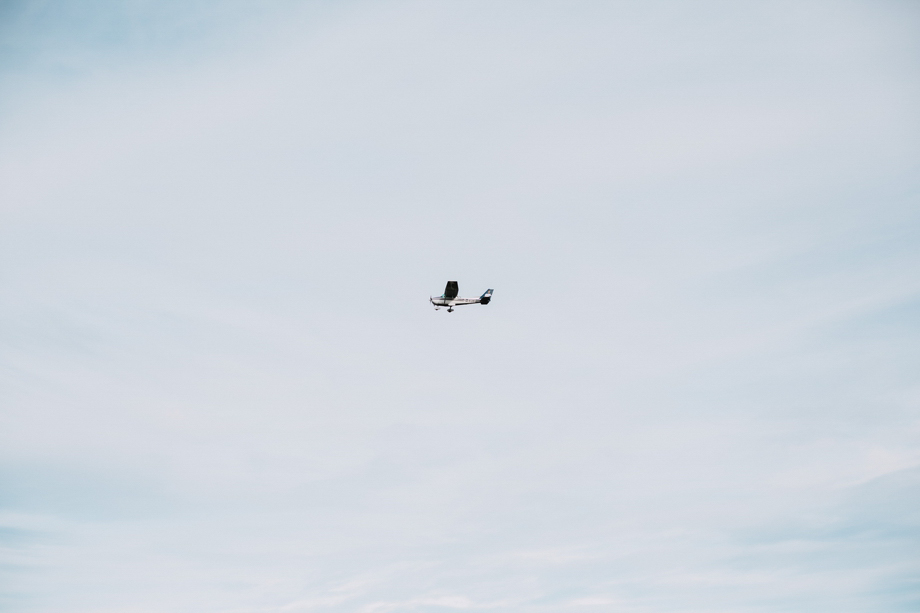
[1,1,919,611]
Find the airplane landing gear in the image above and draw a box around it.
[447,307,454,313]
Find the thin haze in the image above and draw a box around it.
[1,1,919,612]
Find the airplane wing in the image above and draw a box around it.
[443,281,459,299]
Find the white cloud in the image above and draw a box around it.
[1,1,919,612]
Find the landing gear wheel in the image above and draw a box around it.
[448,307,454,313]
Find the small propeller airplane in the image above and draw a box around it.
[430,281,493,312]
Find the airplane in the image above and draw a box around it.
[430,281,493,312]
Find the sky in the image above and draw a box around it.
[1,1,919,612]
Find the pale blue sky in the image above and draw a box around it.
[1,2,919,612]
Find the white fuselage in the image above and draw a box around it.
[430,297,481,308]
[430,287,492,311]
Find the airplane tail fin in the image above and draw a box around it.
[480,289,493,305]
